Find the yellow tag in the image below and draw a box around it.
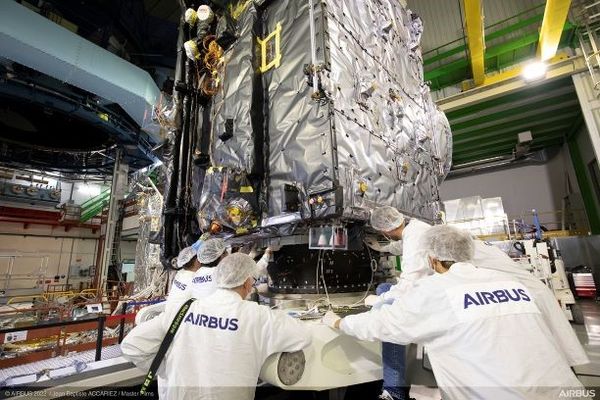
[358,182,368,193]
[228,0,252,20]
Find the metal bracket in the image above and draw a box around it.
[258,22,282,73]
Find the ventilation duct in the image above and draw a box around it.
[448,147,562,179]
[0,0,161,139]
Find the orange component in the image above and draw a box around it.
[210,221,222,234]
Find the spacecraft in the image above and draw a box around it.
[159,0,452,295]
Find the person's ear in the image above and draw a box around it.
[428,256,440,273]
[430,258,446,274]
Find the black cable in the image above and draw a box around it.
[177,0,188,13]
[160,16,186,268]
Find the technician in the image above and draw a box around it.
[324,225,583,399]
[366,207,589,399]
[121,253,312,400]
[165,243,202,312]
[189,238,228,298]
[365,206,432,400]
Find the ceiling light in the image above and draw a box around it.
[522,62,547,81]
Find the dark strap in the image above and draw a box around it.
[140,298,195,395]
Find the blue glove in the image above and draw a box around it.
[191,239,203,252]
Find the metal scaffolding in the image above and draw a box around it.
[96,151,128,293]
[574,0,600,92]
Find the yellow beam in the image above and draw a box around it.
[537,0,572,61]
[463,0,486,86]
[462,53,569,90]
[462,53,569,92]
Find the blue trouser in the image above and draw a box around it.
[376,283,407,400]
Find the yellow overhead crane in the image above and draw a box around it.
[461,0,572,88]
[538,0,573,62]
[463,0,485,86]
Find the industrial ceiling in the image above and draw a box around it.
[0,0,586,172]
[412,0,580,167]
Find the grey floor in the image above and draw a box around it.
[406,299,600,399]
[573,300,600,389]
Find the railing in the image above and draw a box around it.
[0,312,136,369]
[0,254,48,294]
[43,291,76,302]
[6,294,48,306]
[0,298,164,370]
[79,288,99,299]
[573,0,600,93]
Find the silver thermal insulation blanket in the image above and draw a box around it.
[211,5,258,171]
[134,193,163,293]
[196,0,451,233]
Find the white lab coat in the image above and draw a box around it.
[160,269,196,398]
[376,222,588,367]
[341,263,583,400]
[121,289,312,400]
[165,269,195,314]
[379,219,433,302]
[256,253,269,277]
[190,267,217,299]
[135,301,166,325]
[470,241,589,366]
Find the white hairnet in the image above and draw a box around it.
[214,253,258,288]
[176,246,196,269]
[421,225,474,262]
[370,206,405,232]
[197,238,227,264]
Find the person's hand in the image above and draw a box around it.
[322,311,341,329]
[364,294,380,307]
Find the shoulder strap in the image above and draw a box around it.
[140,298,195,395]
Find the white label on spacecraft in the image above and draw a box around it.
[4,330,27,343]
[87,303,103,313]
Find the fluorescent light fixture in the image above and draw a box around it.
[522,62,547,81]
